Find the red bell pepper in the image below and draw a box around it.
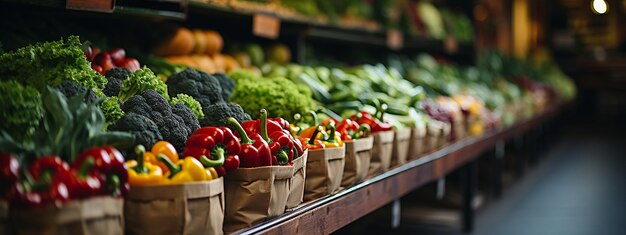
[228,117,273,167]
[65,157,103,199]
[241,117,284,137]
[73,147,127,197]
[28,155,69,181]
[337,119,371,140]
[259,109,294,165]
[350,111,392,133]
[183,126,241,175]
[26,156,71,206]
[0,153,19,196]
[269,117,290,131]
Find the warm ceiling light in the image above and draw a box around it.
[592,0,608,14]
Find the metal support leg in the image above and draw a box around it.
[461,161,477,233]
[494,140,505,199]
[391,200,401,229]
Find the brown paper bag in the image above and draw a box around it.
[391,128,412,167]
[440,122,452,148]
[341,137,374,187]
[125,178,225,235]
[369,130,395,176]
[224,165,293,232]
[304,146,346,201]
[286,150,309,209]
[8,196,123,235]
[426,121,442,152]
[409,126,427,160]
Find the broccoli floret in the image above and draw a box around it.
[57,80,99,104]
[171,94,205,120]
[213,73,235,100]
[172,103,201,133]
[118,67,169,102]
[0,81,43,142]
[105,68,132,81]
[108,113,162,150]
[121,89,193,152]
[200,102,251,127]
[103,68,131,97]
[166,69,223,108]
[101,96,124,127]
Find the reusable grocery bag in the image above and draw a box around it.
[286,149,309,209]
[7,196,123,235]
[390,128,412,167]
[408,126,427,160]
[369,130,395,176]
[341,137,374,187]
[304,146,346,201]
[124,178,225,235]
[223,165,293,232]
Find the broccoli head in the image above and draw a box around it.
[0,81,43,142]
[172,103,201,133]
[105,67,132,81]
[200,102,251,127]
[166,69,223,108]
[103,68,131,97]
[118,67,169,102]
[171,93,205,120]
[213,73,235,100]
[56,80,99,104]
[121,89,194,152]
[108,113,162,151]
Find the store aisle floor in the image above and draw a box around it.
[474,114,626,235]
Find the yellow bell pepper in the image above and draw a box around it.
[158,155,207,184]
[126,145,163,186]
[143,141,179,174]
[205,167,218,180]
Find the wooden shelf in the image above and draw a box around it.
[233,102,567,235]
[187,1,475,56]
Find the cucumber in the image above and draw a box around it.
[385,102,410,116]
[295,73,332,103]
[328,100,362,113]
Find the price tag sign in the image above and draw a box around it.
[253,14,281,39]
[66,0,115,13]
[387,29,403,50]
[444,36,459,54]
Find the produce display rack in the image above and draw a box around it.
[187,1,476,63]
[234,101,568,235]
[0,0,475,62]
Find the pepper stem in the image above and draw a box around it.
[200,147,225,167]
[326,124,337,143]
[355,123,371,138]
[79,157,95,177]
[378,103,388,121]
[157,154,182,179]
[277,150,289,165]
[260,109,271,143]
[308,126,322,145]
[107,174,120,195]
[308,110,318,126]
[228,117,253,144]
[133,145,148,174]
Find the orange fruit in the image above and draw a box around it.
[204,30,223,56]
